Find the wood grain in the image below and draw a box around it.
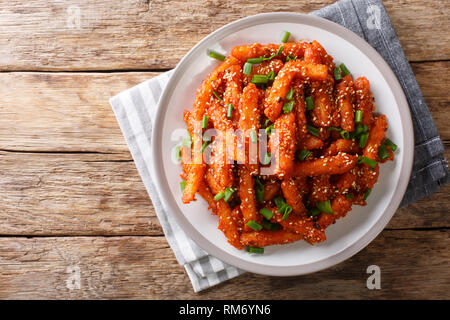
[0,229,448,299]
[411,62,450,141]
[0,0,448,71]
[0,0,448,300]
[0,61,448,154]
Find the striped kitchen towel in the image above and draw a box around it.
[109,0,448,292]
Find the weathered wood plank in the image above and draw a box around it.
[0,0,447,301]
[0,0,448,71]
[0,149,448,236]
[0,151,161,236]
[389,182,450,229]
[0,72,156,153]
[0,61,448,154]
[0,229,448,299]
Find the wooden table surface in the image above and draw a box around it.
[0,0,449,299]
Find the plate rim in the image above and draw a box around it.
[151,12,414,276]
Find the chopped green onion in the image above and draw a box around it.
[307,207,321,217]
[359,132,369,148]
[276,45,284,56]
[286,88,294,100]
[247,246,264,254]
[269,52,281,60]
[260,219,272,230]
[354,124,363,135]
[353,124,368,139]
[262,153,271,165]
[385,139,398,152]
[263,119,271,128]
[224,187,235,202]
[256,189,265,202]
[260,220,280,231]
[202,114,209,129]
[274,197,286,209]
[286,55,296,62]
[346,193,354,200]
[175,145,182,162]
[255,177,265,202]
[246,220,263,231]
[243,62,253,75]
[358,156,377,168]
[266,54,277,60]
[207,49,226,61]
[246,47,283,66]
[254,177,264,188]
[340,130,351,140]
[317,200,334,214]
[327,126,341,132]
[267,70,275,81]
[227,103,233,119]
[201,141,211,153]
[260,208,274,220]
[378,144,390,160]
[296,148,312,161]
[214,191,225,201]
[307,124,320,137]
[281,31,291,43]
[274,196,292,220]
[224,188,234,202]
[334,67,342,81]
[265,124,274,135]
[180,180,186,192]
[305,96,315,110]
[363,188,372,200]
[283,100,294,113]
[339,63,351,76]
[212,91,222,101]
[282,205,292,220]
[247,57,264,64]
[268,52,282,60]
[355,110,363,123]
[251,74,269,84]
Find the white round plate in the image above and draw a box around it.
[151,13,414,276]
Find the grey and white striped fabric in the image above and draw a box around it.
[110,0,448,292]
